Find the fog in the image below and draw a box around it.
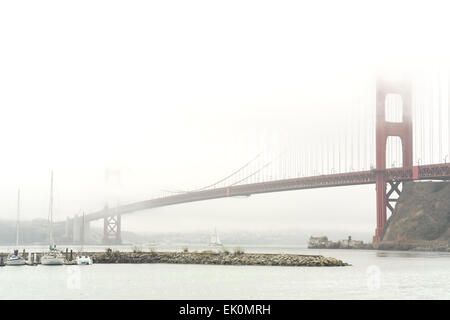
[1,1,450,241]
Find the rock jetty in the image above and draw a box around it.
[90,250,349,267]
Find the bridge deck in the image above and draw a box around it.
[82,163,450,221]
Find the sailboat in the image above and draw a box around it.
[41,171,65,265]
[76,212,93,265]
[208,228,223,248]
[6,189,26,266]
[6,249,26,266]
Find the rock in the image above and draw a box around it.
[381,181,450,251]
[86,251,349,267]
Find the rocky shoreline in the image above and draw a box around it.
[308,241,449,252]
[90,250,350,267]
[373,241,449,252]
[309,241,450,252]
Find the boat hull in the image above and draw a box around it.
[5,259,26,266]
[41,257,65,265]
[76,257,93,265]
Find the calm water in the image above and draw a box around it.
[0,245,449,299]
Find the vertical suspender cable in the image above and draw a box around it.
[430,74,434,164]
[345,115,348,172]
[363,98,367,170]
[340,124,342,172]
[398,96,400,165]
[438,71,442,162]
[357,100,360,171]
[422,76,425,164]
[350,101,354,171]
[332,132,335,173]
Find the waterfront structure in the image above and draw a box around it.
[338,236,364,248]
[308,236,331,248]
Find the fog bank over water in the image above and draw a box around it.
[113,185,375,238]
[1,0,450,237]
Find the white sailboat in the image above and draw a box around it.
[208,228,223,248]
[76,212,93,265]
[6,189,26,266]
[6,250,26,266]
[41,246,65,265]
[41,171,65,265]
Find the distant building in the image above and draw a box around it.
[308,236,331,248]
[339,236,364,248]
[308,235,364,249]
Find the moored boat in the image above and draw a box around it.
[76,253,93,265]
[5,250,26,266]
[75,212,93,265]
[41,245,65,265]
[41,171,65,266]
[7,190,26,265]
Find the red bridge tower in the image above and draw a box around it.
[374,74,413,242]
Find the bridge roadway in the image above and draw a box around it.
[72,163,450,222]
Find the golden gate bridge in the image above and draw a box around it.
[63,70,450,244]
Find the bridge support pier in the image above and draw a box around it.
[103,215,122,244]
[386,180,402,214]
[374,73,412,242]
[69,215,90,244]
[73,215,81,243]
[374,177,404,242]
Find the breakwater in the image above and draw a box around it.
[0,250,349,266]
[90,251,349,266]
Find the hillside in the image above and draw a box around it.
[380,181,450,251]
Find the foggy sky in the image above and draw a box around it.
[1,1,450,241]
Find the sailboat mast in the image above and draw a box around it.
[16,189,20,247]
[48,170,54,245]
[81,211,85,247]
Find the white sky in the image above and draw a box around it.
[1,0,450,240]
